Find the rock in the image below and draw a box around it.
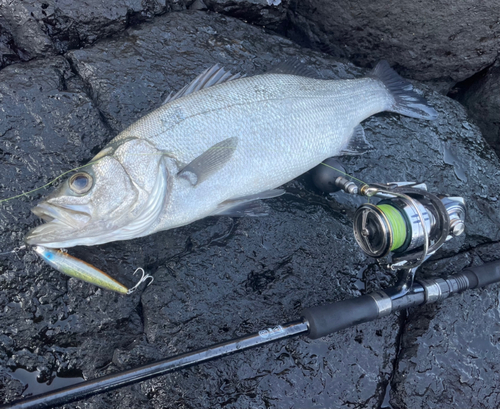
[0,0,191,55]
[203,0,290,29]
[65,10,363,134]
[1,10,500,409]
[390,243,500,408]
[0,0,54,59]
[286,0,500,83]
[0,16,25,69]
[189,0,208,11]
[455,62,500,157]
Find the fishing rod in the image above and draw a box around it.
[4,260,500,409]
[4,159,492,409]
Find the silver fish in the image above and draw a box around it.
[26,61,437,248]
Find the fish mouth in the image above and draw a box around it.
[26,201,92,247]
[31,202,91,225]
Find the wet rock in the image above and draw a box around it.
[456,62,500,157]
[286,0,500,83]
[0,0,54,59]
[204,0,290,29]
[1,10,500,409]
[391,242,500,408]
[0,17,24,69]
[0,0,191,55]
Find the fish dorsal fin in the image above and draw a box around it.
[268,58,318,78]
[177,137,239,186]
[340,124,374,156]
[163,65,242,104]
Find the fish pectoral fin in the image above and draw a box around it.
[212,189,285,217]
[177,137,239,186]
[163,65,243,104]
[340,125,374,156]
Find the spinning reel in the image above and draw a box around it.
[311,158,466,295]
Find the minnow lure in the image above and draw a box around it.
[33,246,153,294]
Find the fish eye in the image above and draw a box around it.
[69,172,93,194]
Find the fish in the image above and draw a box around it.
[33,246,153,294]
[25,60,437,248]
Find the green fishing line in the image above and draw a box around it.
[0,160,100,205]
[377,204,406,251]
[319,162,370,188]
[1,158,369,205]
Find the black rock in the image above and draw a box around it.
[391,243,500,408]
[456,61,500,158]
[0,0,192,55]
[286,0,500,83]
[0,0,54,60]
[204,0,290,29]
[0,17,24,69]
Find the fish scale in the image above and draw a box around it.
[26,62,438,248]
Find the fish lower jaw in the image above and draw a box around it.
[25,223,81,248]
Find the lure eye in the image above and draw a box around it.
[69,172,93,194]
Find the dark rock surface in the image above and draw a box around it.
[286,0,500,83]
[392,242,500,408]
[456,62,500,158]
[203,0,289,29]
[27,0,191,54]
[0,0,191,63]
[0,0,54,61]
[0,16,25,69]
[0,9,499,409]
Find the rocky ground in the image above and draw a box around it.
[0,2,500,408]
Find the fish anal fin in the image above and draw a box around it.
[177,137,239,186]
[340,124,374,156]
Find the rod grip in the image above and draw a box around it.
[302,295,379,339]
[461,260,500,289]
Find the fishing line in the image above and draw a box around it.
[0,156,370,205]
[319,162,370,188]
[0,161,99,205]
[377,204,406,251]
[0,245,26,256]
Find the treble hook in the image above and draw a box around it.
[127,268,154,295]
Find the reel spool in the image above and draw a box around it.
[352,186,466,268]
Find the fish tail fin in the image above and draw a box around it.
[369,60,438,120]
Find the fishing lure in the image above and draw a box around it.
[33,246,153,294]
